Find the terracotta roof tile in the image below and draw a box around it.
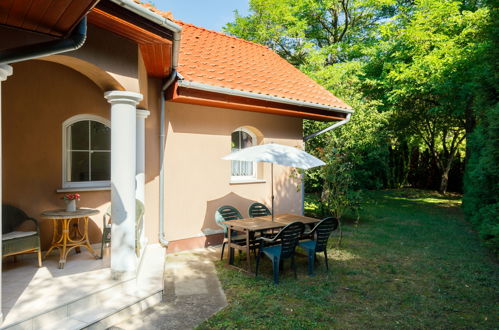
[174,21,351,110]
[135,2,350,110]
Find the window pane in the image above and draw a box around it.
[240,131,253,148]
[231,131,240,151]
[70,151,89,182]
[69,121,89,150]
[91,152,110,181]
[91,121,110,150]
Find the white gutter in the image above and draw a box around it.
[110,0,182,68]
[177,80,354,114]
[301,113,352,215]
[304,113,351,141]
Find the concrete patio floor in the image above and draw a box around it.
[110,246,227,330]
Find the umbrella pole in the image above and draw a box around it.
[271,163,274,221]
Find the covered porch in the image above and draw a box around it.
[0,55,161,328]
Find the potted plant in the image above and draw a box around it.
[62,193,80,212]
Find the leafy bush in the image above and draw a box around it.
[463,105,499,254]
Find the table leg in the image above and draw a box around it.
[44,218,59,259]
[59,218,69,269]
[246,229,251,272]
[228,225,234,265]
[82,216,98,258]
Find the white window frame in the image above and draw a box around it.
[231,127,257,181]
[62,114,111,189]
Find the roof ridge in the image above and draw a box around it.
[174,19,270,50]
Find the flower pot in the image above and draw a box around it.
[65,199,77,212]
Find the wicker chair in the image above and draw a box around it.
[100,200,145,259]
[2,205,42,267]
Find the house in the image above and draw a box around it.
[0,0,352,328]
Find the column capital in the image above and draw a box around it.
[136,109,150,119]
[104,90,143,106]
[0,64,13,82]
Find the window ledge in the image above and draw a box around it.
[230,179,266,185]
[56,186,111,193]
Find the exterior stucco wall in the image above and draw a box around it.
[1,61,304,252]
[2,61,111,250]
[163,102,304,243]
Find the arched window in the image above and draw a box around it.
[231,127,256,179]
[62,115,111,189]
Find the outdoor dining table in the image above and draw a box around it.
[41,208,99,269]
[226,214,320,272]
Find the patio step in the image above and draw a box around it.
[1,244,165,330]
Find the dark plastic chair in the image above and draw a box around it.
[255,221,305,284]
[215,205,245,260]
[299,217,339,275]
[2,204,42,267]
[248,202,271,217]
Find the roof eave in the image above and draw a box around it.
[176,80,354,114]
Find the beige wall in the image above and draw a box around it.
[2,61,112,250]
[163,102,303,242]
[1,43,304,251]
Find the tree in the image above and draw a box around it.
[225,0,398,66]
[462,0,498,254]
[361,0,489,193]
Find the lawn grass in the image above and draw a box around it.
[199,189,498,329]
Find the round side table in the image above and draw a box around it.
[41,208,99,269]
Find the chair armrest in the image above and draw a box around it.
[26,217,40,233]
[256,236,275,243]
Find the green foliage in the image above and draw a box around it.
[463,0,499,254]
[225,0,497,252]
[320,146,362,220]
[361,0,489,193]
[304,61,392,192]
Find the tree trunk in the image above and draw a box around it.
[439,168,450,195]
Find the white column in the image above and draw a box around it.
[0,64,13,322]
[104,90,143,278]
[136,109,150,256]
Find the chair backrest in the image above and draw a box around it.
[215,205,243,233]
[2,204,30,234]
[136,200,145,222]
[103,200,145,227]
[274,221,305,258]
[310,217,339,252]
[248,202,271,217]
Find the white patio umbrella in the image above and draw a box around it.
[222,143,326,221]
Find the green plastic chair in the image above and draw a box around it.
[248,202,271,217]
[100,200,145,259]
[255,221,305,284]
[215,205,246,260]
[299,217,338,275]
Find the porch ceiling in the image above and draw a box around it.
[0,0,99,38]
[88,0,173,78]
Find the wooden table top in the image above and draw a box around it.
[40,208,99,219]
[227,214,319,232]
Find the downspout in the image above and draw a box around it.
[108,0,183,249]
[158,70,178,248]
[301,113,352,215]
[158,27,182,248]
[0,17,87,65]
